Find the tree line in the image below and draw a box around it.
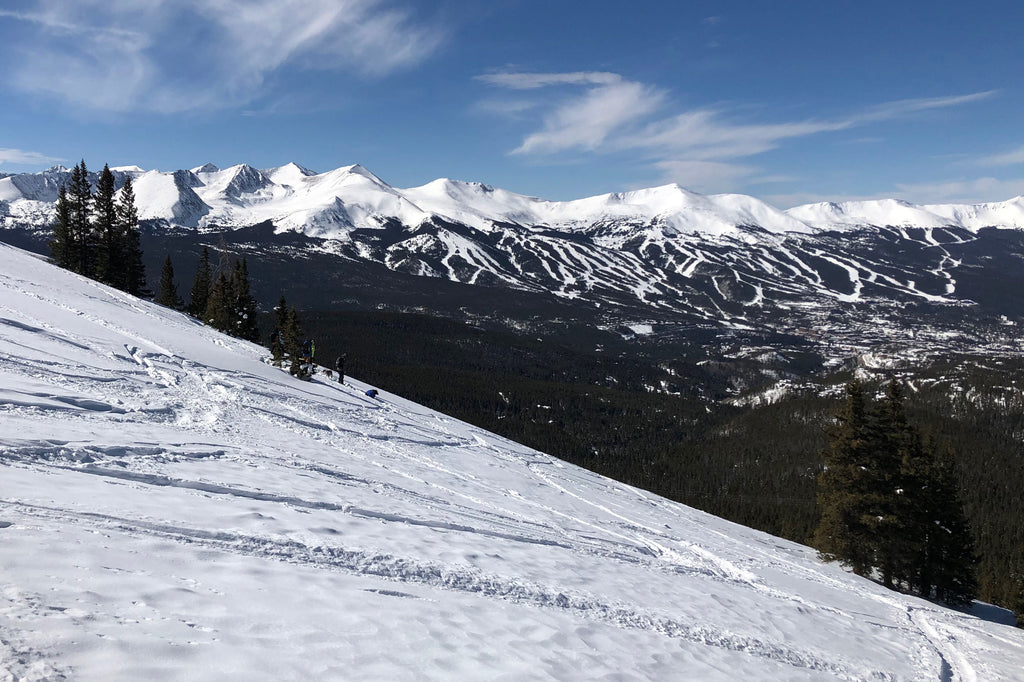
[49,161,147,296]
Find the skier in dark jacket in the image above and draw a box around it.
[335,354,346,384]
[301,339,314,375]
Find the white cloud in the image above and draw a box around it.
[0,147,64,167]
[975,144,1024,167]
[513,79,665,155]
[626,110,847,160]
[894,176,1024,204]
[475,71,622,90]
[479,70,996,193]
[0,0,444,113]
[854,91,996,123]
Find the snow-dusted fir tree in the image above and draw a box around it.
[230,259,260,343]
[917,442,977,606]
[283,306,304,376]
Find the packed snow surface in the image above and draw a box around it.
[1,242,1023,680]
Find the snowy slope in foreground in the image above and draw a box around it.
[1,244,1022,681]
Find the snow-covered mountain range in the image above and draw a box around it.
[3,163,1024,363]
[2,240,1023,680]
[3,162,1024,236]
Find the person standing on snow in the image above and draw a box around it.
[335,354,346,384]
[301,339,314,374]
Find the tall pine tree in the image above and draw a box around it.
[204,271,233,332]
[117,176,148,297]
[283,306,304,376]
[269,296,289,366]
[815,379,978,606]
[49,184,75,269]
[188,247,213,318]
[93,164,119,286]
[871,380,917,588]
[814,380,876,576]
[157,255,184,309]
[918,442,978,606]
[68,161,94,276]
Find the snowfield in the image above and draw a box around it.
[1,241,1022,681]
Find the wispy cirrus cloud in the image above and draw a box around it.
[477,70,996,192]
[0,147,64,167]
[0,0,444,113]
[476,71,623,90]
[514,78,665,155]
[474,71,666,153]
[894,176,1024,204]
[854,91,996,123]
[974,144,1024,167]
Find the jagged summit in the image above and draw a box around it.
[192,162,221,174]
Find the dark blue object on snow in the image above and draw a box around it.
[366,389,379,398]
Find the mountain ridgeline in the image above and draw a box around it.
[3,161,1023,616]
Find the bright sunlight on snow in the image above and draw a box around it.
[1,242,1023,680]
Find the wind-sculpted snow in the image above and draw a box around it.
[0,242,1022,680]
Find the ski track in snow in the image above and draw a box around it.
[1,499,886,681]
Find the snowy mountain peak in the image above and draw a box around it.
[192,162,220,174]
[222,164,273,198]
[336,163,389,186]
[264,162,316,179]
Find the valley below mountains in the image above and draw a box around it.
[3,162,1024,374]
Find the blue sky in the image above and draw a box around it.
[1,0,1022,207]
